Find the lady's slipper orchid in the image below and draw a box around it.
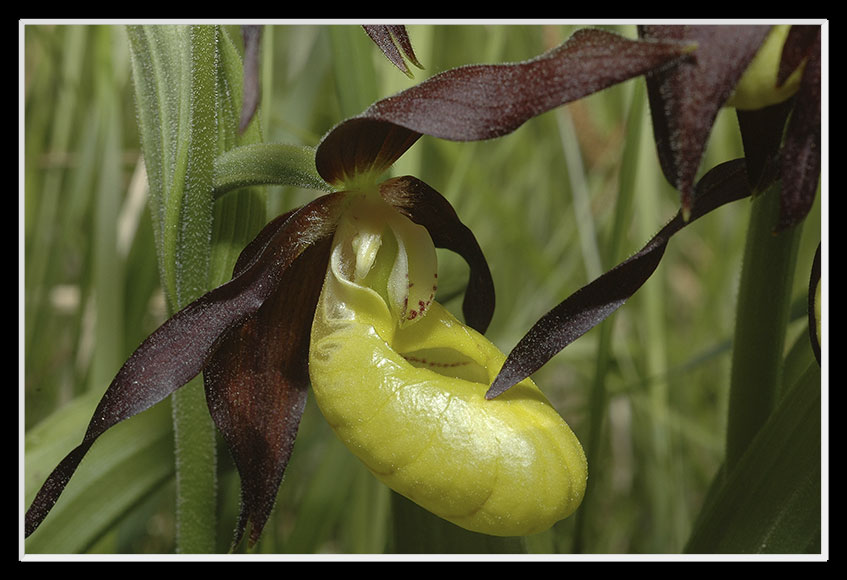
[309,188,587,536]
[25,27,717,548]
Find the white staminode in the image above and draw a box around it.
[336,193,438,328]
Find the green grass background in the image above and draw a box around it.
[22,23,822,555]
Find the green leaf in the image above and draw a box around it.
[685,361,821,554]
[328,26,380,119]
[127,24,217,310]
[24,390,174,554]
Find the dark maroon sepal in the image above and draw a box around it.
[316,28,692,186]
[487,159,753,399]
[24,193,344,539]
[379,175,495,334]
[316,118,422,187]
[777,27,821,232]
[205,235,332,549]
[639,25,771,217]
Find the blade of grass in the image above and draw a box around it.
[89,26,127,394]
[633,99,675,552]
[24,388,174,553]
[556,105,603,281]
[685,358,820,553]
[328,25,379,120]
[24,25,88,422]
[571,77,644,553]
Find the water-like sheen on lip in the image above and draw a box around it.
[308,197,588,537]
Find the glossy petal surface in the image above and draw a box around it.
[309,201,587,536]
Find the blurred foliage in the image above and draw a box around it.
[23,23,822,555]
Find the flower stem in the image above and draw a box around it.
[725,181,803,472]
[172,377,218,553]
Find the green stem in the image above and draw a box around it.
[725,181,803,472]
[172,376,218,553]
[212,143,331,198]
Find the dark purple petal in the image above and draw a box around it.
[205,236,332,548]
[777,27,821,232]
[239,25,262,134]
[379,175,495,334]
[736,98,795,192]
[24,193,344,538]
[487,159,753,399]
[316,28,692,185]
[363,25,423,76]
[639,25,771,217]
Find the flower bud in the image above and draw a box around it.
[728,25,805,110]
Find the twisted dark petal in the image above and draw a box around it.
[808,243,821,365]
[777,27,821,232]
[239,25,262,133]
[639,25,771,216]
[205,236,332,549]
[24,193,344,538]
[736,98,795,193]
[316,28,692,185]
[488,159,753,399]
[379,175,495,334]
[363,25,422,76]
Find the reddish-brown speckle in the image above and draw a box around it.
[402,355,470,369]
